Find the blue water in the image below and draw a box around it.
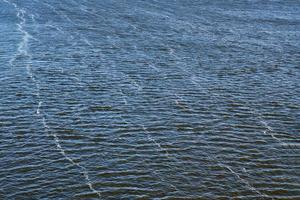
[0,0,299,199]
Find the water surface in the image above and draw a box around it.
[0,0,299,199]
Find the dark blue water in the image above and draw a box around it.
[0,0,299,199]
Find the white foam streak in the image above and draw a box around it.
[149,64,160,72]
[159,41,288,199]
[221,164,271,199]
[41,113,101,198]
[118,111,170,159]
[161,46,272,198]
[183,60,287,148]
[142,125,170,157]
[173,92,272,198]
[117,90,181,192]
[260,119,288,147]
[36,101,42,115]
[42,1,77,27]
[4,0,101,198]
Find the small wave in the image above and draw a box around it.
[4,0,102,198]
[172,94,270,198]
[221,164,271,199]
[41,113,102,199]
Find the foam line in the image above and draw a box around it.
[219,162,272,199]
[173,91,272,199]
[255,112,292,148]
[144,40,272,198]
[118,116,179,192]
[118,29,270,196]
[36,101,42,115]
[116,89,184,192]
[3,0,101,198]
[41,113,101,198]
[173,53,289,148]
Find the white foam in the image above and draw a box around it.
[119,89,128,105]
[163,36,290,151]
[37,101,42,115]
[120,72,142,91]
[205,153,271,199]
[250,108,289,147]
[142,125,170,157]
[42,1,77,27]
[45,22,64,34]
[222,164,268,198]
[132,80,142,91]
[175,94,270,197]
[83,38,93,47]
[42,115,102,198]
[3,1,26,67]
[4,1,102,198]
[119,116,180,192]
[149,64,160,72]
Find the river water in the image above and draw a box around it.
[0,0,299,199]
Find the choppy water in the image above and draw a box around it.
[0,0,300,199]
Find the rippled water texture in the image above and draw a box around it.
[0,0,299,199]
